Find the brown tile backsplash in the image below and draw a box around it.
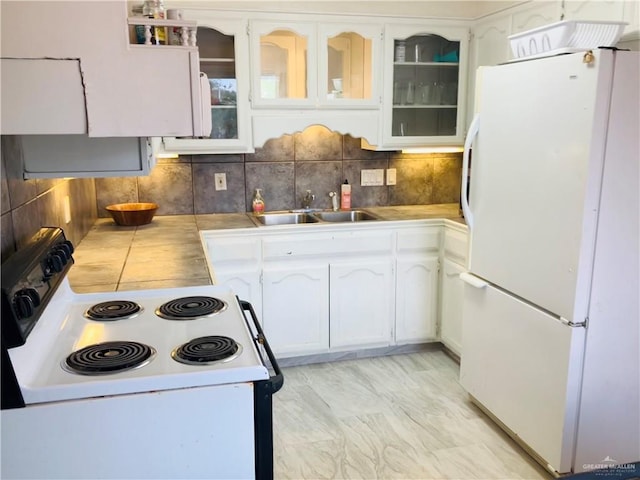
[138,163,194,215]
[1,127,463,261]
[294,125,342,161]
[93,127,461,217]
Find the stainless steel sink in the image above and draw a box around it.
[312,210,379,222]
[251,212,320,226]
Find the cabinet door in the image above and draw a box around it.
[262,263,329,357]
[250,21,316,108]
[318,24,382,108]
[395,255,439,343]
[329,259,394,349]
[215,271,263,321]
[467,14,511,129]
[382,24,469,147]
[510,2,561,35]
[203,234,262,315]
[440,258,465,355]
[563,0,625,23]
[622,0,640,37]
[162,15,253,154]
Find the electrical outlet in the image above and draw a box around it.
[386,168,397,186]
[214,173,227,191]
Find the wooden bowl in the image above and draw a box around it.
[105,203,158,226]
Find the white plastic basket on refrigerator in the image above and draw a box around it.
[508,20,627,60]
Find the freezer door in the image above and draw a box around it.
[460,280,585,474]
[468,50,616,321]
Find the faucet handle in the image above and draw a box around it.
[329,191,339,211]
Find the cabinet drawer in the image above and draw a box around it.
[205,237,261,264]
[444,227,468,265]
[263,230,393,259]
[397,226,441,253]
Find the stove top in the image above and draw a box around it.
[8,279,269,405]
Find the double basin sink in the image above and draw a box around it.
[249,209,380,226]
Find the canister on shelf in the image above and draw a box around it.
[394,40,406,62]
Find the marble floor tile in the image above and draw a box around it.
[273,351,553,480]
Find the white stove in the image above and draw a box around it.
[1,227,282,480]
[10,278,270,405]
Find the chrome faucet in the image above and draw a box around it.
[301,190,315,209]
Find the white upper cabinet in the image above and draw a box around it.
[0,1,208,138]
[162,13,253,154]
[249,20,382,109]
[510,2,562,35]
[250,20,317,108]
[377,24,469,149]
[563,0,626,23]
[249,17,383,147]
[318,24,381,108]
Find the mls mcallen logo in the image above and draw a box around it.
[582,456,638,477]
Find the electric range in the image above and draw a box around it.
[1,227,283,480]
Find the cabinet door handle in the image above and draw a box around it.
[460,272,487,289]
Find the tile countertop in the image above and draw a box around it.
[68,204,465,293]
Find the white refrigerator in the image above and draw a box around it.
[459,49,639,475]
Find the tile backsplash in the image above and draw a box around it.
[1,127,462,261]
[96,126,462,217]
[1,136,97,262]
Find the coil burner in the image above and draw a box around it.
[84,300,143,321]
[171,336,241,366]
[156,296,227,320]
[63,341,156,375]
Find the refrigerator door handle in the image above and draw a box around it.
[462,113,480,229]
[460,272,488,289]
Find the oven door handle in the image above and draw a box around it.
[239,299,284,394]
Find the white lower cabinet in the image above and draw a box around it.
[262,263,330,357]
[395,255,439,343]
[202,235,263,316]
[439,223,469,356]
[395,226,442,343]
[440,258,465,355]
[329,259,394,350]
[203,220,469,359]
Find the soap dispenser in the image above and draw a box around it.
[252,189,265,215]
[340,180,351,210]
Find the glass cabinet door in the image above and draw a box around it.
[161,16,252,154]
[198,26,238,140]
[382,25,468,147]
[319,24,381,107]
[250,21,316,107]
[392,34,460,137]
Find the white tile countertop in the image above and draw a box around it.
[69,204,464,293]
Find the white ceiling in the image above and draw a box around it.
[167,0,526,20]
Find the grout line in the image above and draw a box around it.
[115,227,137,290]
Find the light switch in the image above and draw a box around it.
[387,168,397,185]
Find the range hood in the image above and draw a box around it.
[19,135,156,179]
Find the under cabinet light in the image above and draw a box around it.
[401,146,464,154]
[155,152,179,159]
